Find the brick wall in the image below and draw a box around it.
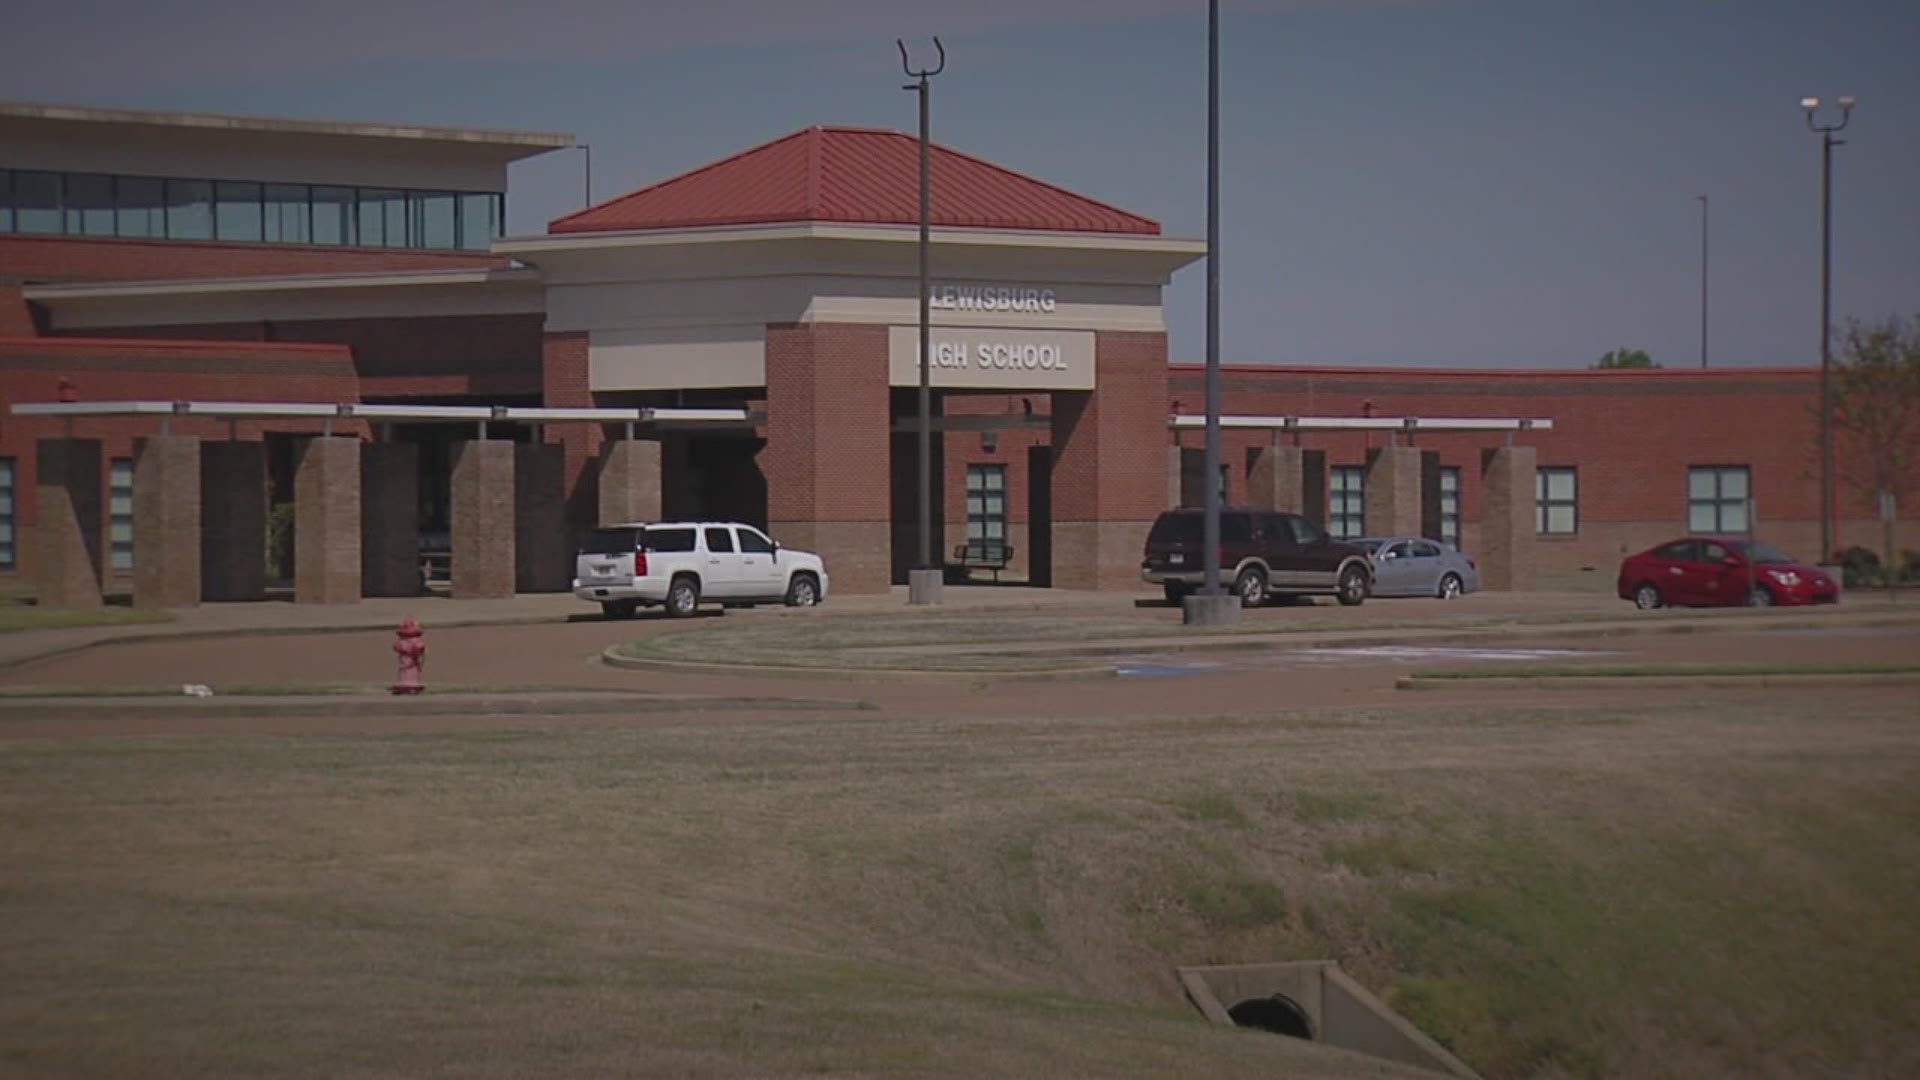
[2,234,503,285]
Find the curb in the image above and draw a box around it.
[0,614,576,672]
[598,646,1117,683]
[0,690,868,721]
[1395,672,1920,692]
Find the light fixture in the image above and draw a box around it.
[1800,96,1820,111]
[981,430,998,453]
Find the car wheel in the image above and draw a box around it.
[1633,583,1663,610]
[1437,573,1464,600]
[601,599,639,620]
[785,574,819,608]
[1746,586,1774,607]
[665,576,701,618]
[1234,567,1268,608]
[1336,565,1369,607]
[1162,582,1189,605]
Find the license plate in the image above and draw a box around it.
[592,563,615,575]
[1168,553,1185,565]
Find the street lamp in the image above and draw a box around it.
[901,38,946,606]
[1696,194,1708,369]
[1803,94,1854,564]
[578,143,594,208]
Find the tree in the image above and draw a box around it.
[1831,315,1920,576]
[1594,348,1659,370]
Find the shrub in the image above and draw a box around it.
[266,502,296,582]
[1902,550,1920,584]
[1837,546,1882,588]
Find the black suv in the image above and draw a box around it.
[1141,508,1374,607]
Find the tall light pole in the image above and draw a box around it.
[1184,0,1237,624]
[1696,195,1708,369]
[1803,94,1854,564]
[580,143,593,207]
[901,38,946,606]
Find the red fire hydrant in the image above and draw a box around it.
[391,617,426,695]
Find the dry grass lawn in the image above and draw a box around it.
[2,691,1916,1078]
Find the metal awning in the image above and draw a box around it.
[1169,415,1553,433]
[10,401,753,428]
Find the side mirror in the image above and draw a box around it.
[1723,555,1743,568]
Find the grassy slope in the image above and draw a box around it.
[1,697,1915,1078]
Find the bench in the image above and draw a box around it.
[951,541,1016,582]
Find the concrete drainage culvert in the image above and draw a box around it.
[1178,960,1479,1078]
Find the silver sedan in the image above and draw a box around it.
[1352,536,1480,599]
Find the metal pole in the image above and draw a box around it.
[583,143,593,207]
[1819,129,1833,563]
[1202,0,1222,597]
[1697,194,1709,369]
[917,74,933,572]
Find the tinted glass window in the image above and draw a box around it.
[738,528,774,555]
[704,527,735,553]
[312,186,354,245]
[1735,540,1796,565]
[1412,540,1443,558]
[14,171,61,234]
[64,173,115,236]
[263,184,310,244]
[1701,542,1730,562]
[642,527,696,553]
[1220,513,1252,543]
[215,181,263,241]
[459,192,497,250]
[115,176,166,237]
[1652,541,1695,561]
[1288,517,1326,546]
[579,528,639,555]
[1148,512,1200,544]
[1387,541,1417,559]
[165,179,213,239]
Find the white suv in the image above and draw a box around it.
[573,521,830,619]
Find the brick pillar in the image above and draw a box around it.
[764,323,892,594]
[1364,445,1422,537]
[515,441,568,593]
[1480,445,1537,591]
[132,435,200,609]
[294,436,361,603]
[1247,444,1305,512]
[599,438,662,525]
[201,442,266,602]
[1051,330,1169,591]
[361,442,419,597]
[32,438,103,609]
[541,331,601,537]
[451,439,515,599]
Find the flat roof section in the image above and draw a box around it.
[0,101,575,157]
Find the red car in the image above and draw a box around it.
[1618,537,1839,609]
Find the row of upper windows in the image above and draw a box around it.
[0,168,503,251]
[1319,465,1751,542]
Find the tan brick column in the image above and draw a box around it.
[599,438,662,525]
[1479,445,1537,590]
[451,438,515,599]
[1051,330,1170,591]
[514,441,568,593]
[132,435,201,609]
[1247,444,1306,513]
[1165,445,1183,511]
[764,323,892,594]
[361,442,419,597]
[294,436,361,604]
[1364,445,1422,537]
[201,442,266,602]
[32,438,104,609]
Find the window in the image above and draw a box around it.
[165,179,213,239]
[63,173,115,236]
[263,184,311,244]
[640,526,696,553]
[1536,466,1577,535]
[214,181,264,241]
[703,527,735,553]
[1438,466,1461,549]
[411,191,456,249]
[458,192,499,250]
[966,465,1007,550]
[14,170,61,234]
[1411,539,1443,558]
[110,458,135,573]
[1287,516,1327,547]
[0,458,14,570]
[312,186,355,245]
[738,528,774,555]
[1330,466,1365,539]
[115,176,166,238]
[0,170,11,232]
[1653,540,1698,562]
[1688,466,1750,533]
[358,189,407,248]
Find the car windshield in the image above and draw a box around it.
[1733,540,1798,565]
[578,528,639,555]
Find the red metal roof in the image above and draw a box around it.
[549,126,1160,236]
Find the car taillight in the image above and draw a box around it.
[634,550,649,577]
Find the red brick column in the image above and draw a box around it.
[540,331,601,537]
[32,438,104,609]
[1050,331,1170,591]
[1480,446,1537,590]
[132,435,201,609]
[764,323,892,594]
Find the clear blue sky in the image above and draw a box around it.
[5,0,1915,368]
